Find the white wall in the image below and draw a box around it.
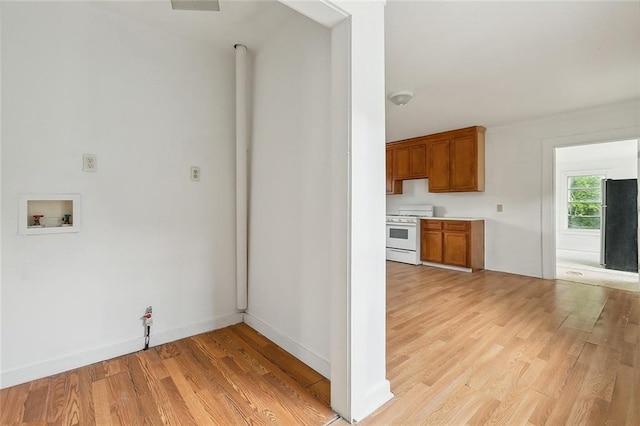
[249,2,393,421]
[1,3,239,387]
[555,140,637,253]
[0,2,4,376]
[246,13,332,376]
[387,101,640,278]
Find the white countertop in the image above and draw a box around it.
[417,216,485,221]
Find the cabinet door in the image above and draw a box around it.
[386,148,394,193]
[449,135,477,191]
[394,146,410,179]
[422,230,443,263]
[386,147,403,194]
[443,231,468,267]
[427,139,450,192]
[409,143,427,178]
[394,142,427,180]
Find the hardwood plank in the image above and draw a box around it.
[261,372,333,424]
[222,326,324,388]
[0,382,30,424]
[60,370,82,425]
[608,364,640,425]
[92,373,144,425]
[137,344,170,380]
[421,384,498,425]
[91,378,113,425]
[155,342,181,360]
[179,338,258,418]
[77,368,96,425]
[21,378,50,423]
[46,373,69,423]
[233,322,272,348]
[161,357,217,424]
[136,352,194,424]
[158,376,198,424]
[124,354,165,424]
[195,387,255,425]
[483,385,551,426]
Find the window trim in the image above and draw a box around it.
[560,170,607,234]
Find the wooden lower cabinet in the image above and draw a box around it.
[420,219,484,271]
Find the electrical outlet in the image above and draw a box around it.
[191,166,200,182]
[83,154,97,172]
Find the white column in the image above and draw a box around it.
[279,0,392,422]
[235,44,248,310]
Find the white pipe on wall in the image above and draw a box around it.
[235,44,248,310]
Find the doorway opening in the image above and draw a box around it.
[554,139,639,291]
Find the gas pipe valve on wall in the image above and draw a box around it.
[141,306,153,350]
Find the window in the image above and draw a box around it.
[567,175,603,230]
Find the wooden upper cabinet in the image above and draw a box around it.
[427,126,485,193]
[386,147,394,193]
[393,140,428,180]
[386,147,402,195]
[387,126,484,194]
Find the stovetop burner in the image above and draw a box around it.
[387,204,434,218]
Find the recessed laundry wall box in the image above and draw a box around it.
[18,194,81,235]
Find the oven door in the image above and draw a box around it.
[386,222,417,251]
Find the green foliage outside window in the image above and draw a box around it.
[568,175,602,230]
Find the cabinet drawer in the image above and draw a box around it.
[443,221,470,232]
[422,220,443,230]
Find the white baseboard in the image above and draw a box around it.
[150,312,243,348]
[0,312,243,389]
[243,313,330,378]
[353,380,394,422]
[421,261,472,273]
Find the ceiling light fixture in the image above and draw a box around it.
[387,90,414,106]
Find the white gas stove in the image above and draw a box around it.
[386,205,434,265]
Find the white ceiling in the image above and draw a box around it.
[384,0,640,140]
[91,0,640,142]
[92,0,297,51]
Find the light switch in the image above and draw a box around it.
[497,204,503,212]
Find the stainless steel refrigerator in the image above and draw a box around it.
[600,178,638,272]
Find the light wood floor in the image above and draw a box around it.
[2,263,639,425]
[363,261,640,425]
[0,323,336,425]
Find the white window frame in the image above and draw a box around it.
[560,170,607,235]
